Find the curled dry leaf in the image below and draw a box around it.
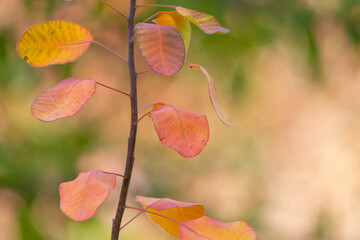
[188,64,231,126]
[59,170,116,222]
[153,11,191,53]
[31,78,96,122]
[179,216,257,240]
[175,7,230,35]
[17,21,93,67]
[150,105,209,158]
[135,23,185,76]
[136,196,205,237]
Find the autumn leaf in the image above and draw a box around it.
[31,78,96,122]
[179,216,257,240]
[135,23,185,76]
[188,64,231,126]
[153,11,191,53]
[17,21,93,67]
[150,105,209,158]
[59,170,116,222]
[136,196,205,237]
[176,7,230,35]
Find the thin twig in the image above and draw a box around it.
[98,0,127,18]
[92,40,128,62]
[96,82,130,98]
[137,4,177,8]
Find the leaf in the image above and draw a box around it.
[136,196,205,237]
[153,11,191,53]
[135,23,185,76]
[59,170,116,222]
[176,7,230,35]
[188,64,231,126]
[179,216,257,240]
[17,20,93,67]
[31,78,96,122]
[150,105,209,158]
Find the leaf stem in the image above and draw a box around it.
[111,0,138,239]
[98,0,127,18]
[92,40,128,62]
[135,110,151,125]
[125,206,212,240]
[138,102,161,113]
[137,4,177,8]
[119,207,147,231]
[142,11,161,23]
[96,82,130,98]
[137,69,152,76]
[102,171,126,179]
[125,206,182,225]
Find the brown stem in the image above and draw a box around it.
[111,0,138,239]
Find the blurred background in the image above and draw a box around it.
[1,0,360,239]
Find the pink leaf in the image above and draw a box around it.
[59,170,116,221]
[31,78,96,122]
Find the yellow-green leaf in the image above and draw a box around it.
[154,11,191,53]
[17,21,93,67]
[176,7,230,34]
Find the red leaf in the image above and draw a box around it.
[31,78,96,122]
[136,196,205,237]
[150,105,209,158]
[179,216,257,240]
[59,170,116,221]
[135,23,185,76]
[188,64,231,126]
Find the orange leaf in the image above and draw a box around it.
[179,216,257,240]
[31,78,96,122]
[153,12,191,53]
[150,105,209,158]
[188,64,231,126]
[176,7,230,35]
[17,21,93,67]
[136,196,205,237]
[135,23,185,76]
[59,170,116,222]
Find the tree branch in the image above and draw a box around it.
[111,0,138,239]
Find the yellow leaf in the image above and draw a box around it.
[154,12,191,53]
[136,196,205,237]
[176,7,230,35]
[17,21,93,67]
